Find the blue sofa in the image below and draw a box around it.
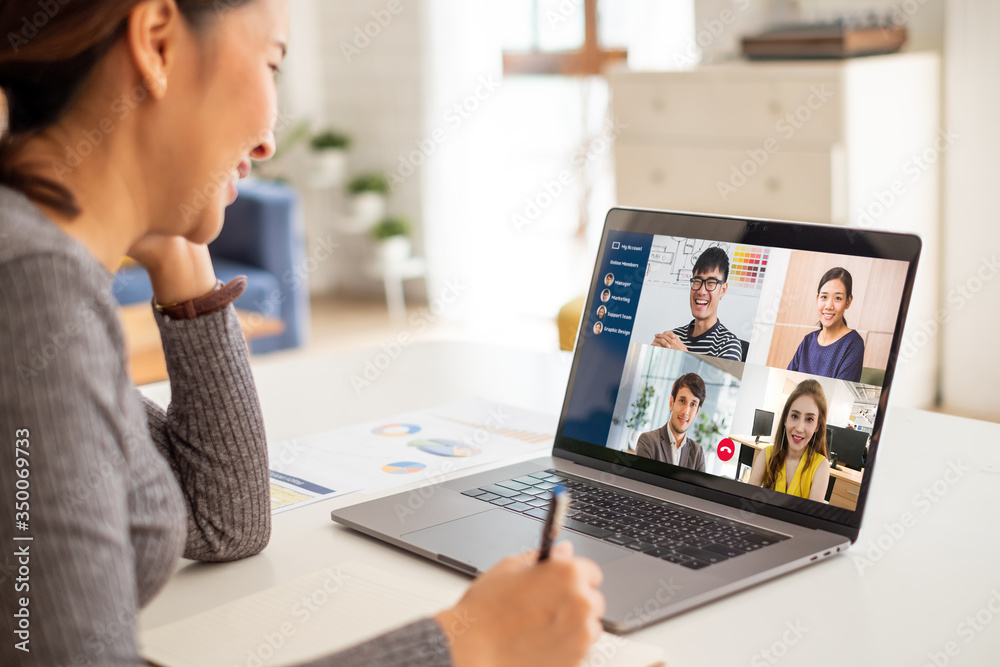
[115,180,310,354]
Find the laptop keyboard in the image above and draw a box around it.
[462,469,788,570]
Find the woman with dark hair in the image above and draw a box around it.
[0,2,603,666]
[748,379,831,502]
[787,267,865,382]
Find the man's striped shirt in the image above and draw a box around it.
[672,319,743,361]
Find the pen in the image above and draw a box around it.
[538,485,570,562]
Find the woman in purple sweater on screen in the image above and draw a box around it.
[787,267,865,383]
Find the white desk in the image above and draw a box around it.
[140,342,1000,666]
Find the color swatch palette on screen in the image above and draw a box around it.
[730,246,768,287]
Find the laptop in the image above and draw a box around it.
[332,207,920,631]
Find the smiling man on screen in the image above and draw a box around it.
[652,246,743,361]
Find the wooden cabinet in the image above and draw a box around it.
[615,143,840,223]
[828,475,861,512]
[609,53,940,408]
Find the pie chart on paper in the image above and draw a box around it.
[371,423,422,437]
[408,438,482,458]
[381,461,427,475]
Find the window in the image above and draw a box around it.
[501,0,628,75]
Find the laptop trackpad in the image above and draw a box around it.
[402,508,629,574]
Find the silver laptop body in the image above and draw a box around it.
[332,208,920,631]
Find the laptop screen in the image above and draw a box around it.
[555,208,920,534]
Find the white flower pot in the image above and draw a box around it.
[307,149,348,189]
[376,237,411,264]
[349,192,387,230]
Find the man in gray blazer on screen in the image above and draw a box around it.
[636,373,707,473]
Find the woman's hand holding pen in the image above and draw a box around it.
[435,541,605,667]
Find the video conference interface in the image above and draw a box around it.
[561,230,910,512]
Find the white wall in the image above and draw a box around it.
[941,0,1000,421]
[281,0,326,124]
[320,1,427,296]
[277,0,428,295]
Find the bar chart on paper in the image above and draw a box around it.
[434,417,554,445]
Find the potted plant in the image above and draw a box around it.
[307,129,351,188]
[371,217,411,263]
[624,384,656,453]
[347,172,389,229]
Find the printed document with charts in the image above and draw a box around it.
[268,399,559,513]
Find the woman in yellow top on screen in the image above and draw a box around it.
[748,379,832,502]
[787,267,865,382]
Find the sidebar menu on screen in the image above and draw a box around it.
[561,231,651,446]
